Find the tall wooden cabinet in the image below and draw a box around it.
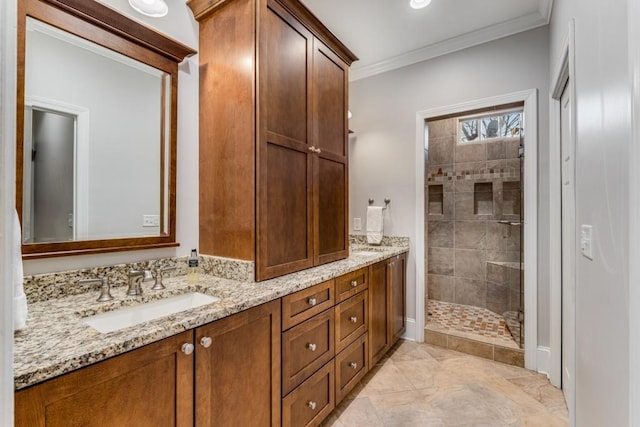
[188,0,357,281]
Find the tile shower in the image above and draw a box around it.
[424,106,525,366]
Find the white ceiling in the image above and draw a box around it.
[301,0,552,81]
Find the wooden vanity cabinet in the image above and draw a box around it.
[189,0,357,281]
[15,301,281,427]
[14,330,195,427]
[368,253,407,367]
[195,299,281,427]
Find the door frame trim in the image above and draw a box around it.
[414,89,538,371]
[628,0,640,424]
[549,19,576,425]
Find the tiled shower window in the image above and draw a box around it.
[458,109,522,143]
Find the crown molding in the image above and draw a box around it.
[539,0,553,23]
[350,10,549,81]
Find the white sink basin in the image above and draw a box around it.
[83,292,220,333]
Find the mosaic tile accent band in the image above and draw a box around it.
[426,299,519,349]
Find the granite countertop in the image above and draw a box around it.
[14,243,408,390]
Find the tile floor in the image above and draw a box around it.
[324,340,568,427]
[427,300,520,349]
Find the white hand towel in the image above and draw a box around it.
[366,206,384,245]
[13,209,27,331]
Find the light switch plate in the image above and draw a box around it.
[580,224,593,260]
[353,218,362,231]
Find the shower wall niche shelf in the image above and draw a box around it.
[474,182,494,215]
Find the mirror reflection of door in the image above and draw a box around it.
[26,108,76,243]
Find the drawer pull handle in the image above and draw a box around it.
[181,343,194,355]
[349,362,358,370]
[307,401,317,410]
[200,336,212,348]
[307,342,317,352]
[350,280,358,287]
[349,316,358,323]
[308,297,317,306]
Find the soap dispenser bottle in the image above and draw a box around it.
[187,249,200,283]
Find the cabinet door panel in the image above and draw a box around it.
[195,300,281,427]
[390,254,407,343]
[314,41,347,158]
[15,331,194,427]
[316,157,347,264]
[368,260,390,367]
[264,2,311,143]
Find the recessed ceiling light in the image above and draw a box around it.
[128,0,168,17]
[410,0,432,9]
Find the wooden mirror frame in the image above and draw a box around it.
[16,0,195,258]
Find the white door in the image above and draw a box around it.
[560,80,575,411]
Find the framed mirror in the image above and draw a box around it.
[16,0,195,258]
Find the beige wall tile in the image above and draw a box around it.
[486,262,507,285]
[455,277,487,307]
[428,118,455,139]
[454,249,486,281]
[486,222,508,250]
[447,336,493,360]
[428,220,454,248]
[487,282,510,314]
[506,139,520,159]
[494,346,525,368]
[428,136,455,165]
[456,142,486,163]
[486,140,506,160]
[428,274,455,302]
[454,192,475,220]
[455,221,487,249]
[428,247,454,276]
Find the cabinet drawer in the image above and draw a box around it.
[282,361,334,427]
[282,309,335,396]
[335,290,368,353]
[335,267,368,302]
[335,332,368,404]
[282,280,335,330]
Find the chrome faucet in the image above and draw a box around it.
[78,277,113,302]
[127,270,145,296]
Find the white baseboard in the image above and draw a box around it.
[537,346,551,377]
[402,318,416,341]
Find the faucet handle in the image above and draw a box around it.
[154,266,177,290]
[96,277,113,302]
[78,277,113,302]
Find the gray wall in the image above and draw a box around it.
[348,26,550,345]
[550,0,630,425]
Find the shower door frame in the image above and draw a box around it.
[414,89,538,371]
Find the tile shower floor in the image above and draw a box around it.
[324,340,568,427]
[426,300,520,349]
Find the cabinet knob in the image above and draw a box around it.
[308,297,317,306]
[307,342,317,352]
[349,362,358,370]
[350,280,358,288]
[349,316,358,323]
[308,146,316,152]
[181,343,195,355]
[200,336,213,348]
[307,401,317,410]
[315,147,322,154]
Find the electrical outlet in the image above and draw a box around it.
[581,224,593,260]
[353,217,362,231]
[143,215,160,227]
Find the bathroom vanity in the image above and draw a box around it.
[14,244,407,427]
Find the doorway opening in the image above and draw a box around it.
[414,89,538,370]
[424,104,525,365]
